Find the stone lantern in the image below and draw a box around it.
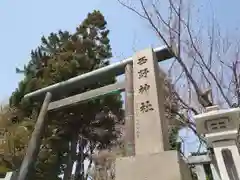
[194,105,240,180]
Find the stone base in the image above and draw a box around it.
[115,150,192,180]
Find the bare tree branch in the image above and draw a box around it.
[172,110,206,145]
[181,17,231,106]
[118,0,240,157]
[233,60,240,106]
[117,0,147,20]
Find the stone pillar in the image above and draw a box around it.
[194,164,207,180]
[115,48,192,180]
[124,64,135,156]
[132,48,169,154]
[0,172,13,180]
[229,145,240,176]
[187,154,213,180]
[213,146,230,180]
[187,154,222,180]
[210,163,221,180]
[213,140,240,180]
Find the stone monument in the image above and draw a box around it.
[115,48,192,180]
[194,105,240,180]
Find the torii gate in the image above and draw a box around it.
[15,46,172,180]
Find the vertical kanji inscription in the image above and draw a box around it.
[139,101,154,113]
[138,68,149,79]
[139,84,150,94]
[137,56,148,65]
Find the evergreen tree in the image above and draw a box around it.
[9,10,123,180]
[4,9,182,180]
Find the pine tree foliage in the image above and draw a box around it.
[0,10,182,180]
[7,10,123,180]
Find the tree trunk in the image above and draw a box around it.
[63,135,77,180]
[74,137,85,180]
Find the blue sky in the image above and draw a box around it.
[0,0,160,103]
[1,0,240,102]
[0,0,240,155]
